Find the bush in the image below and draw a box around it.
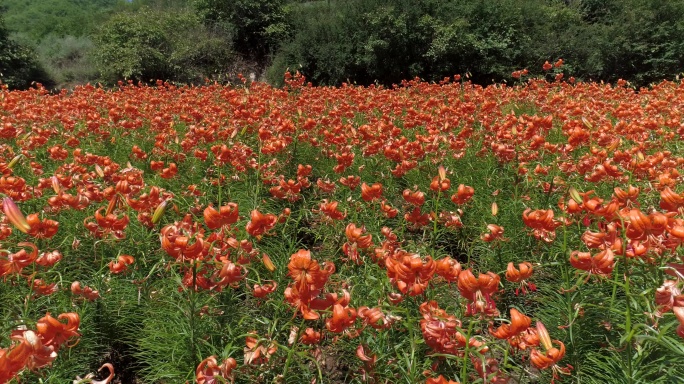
[0,12,50,89]
[35,35,99,88]
[93,7,236,84]
[268,0,684,87]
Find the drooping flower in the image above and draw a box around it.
[505,262,536,295]
[457,269,500,316]
[203,203,239,230]
[245,209,278,238]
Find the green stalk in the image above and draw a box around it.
[561,219,576,369]
[623,254,633,384]
[433,190,441,236]
[460,319,476,384]
[218,164,222,207]
[189,262,198,369]
[282,318,306,378]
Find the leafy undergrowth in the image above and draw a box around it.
[1,69,684,383]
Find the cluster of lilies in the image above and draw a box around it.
[1,66,684,383]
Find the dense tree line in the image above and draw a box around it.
[1,0,684,89]
[267,0,684,87]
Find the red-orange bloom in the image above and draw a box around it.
[505,261,536,295]
[426,375,460,384]
[434,256,462,282]
[360,182,383,201]
[245,209,278,238]
[379,200,398,218]
[481,224,506,242]
[317,200,346,221]
[253,281,278,298]
[203,203,239,230]
[70,281,100,301]
[660,187,684,212]
[35,250,62,268]
[530,322,569,379]
[339,175,361,190]
[0,242,38,278]
[26,213,59,239]
[457,269,500,316]
[358,306,394,330]
[196,356,237,384]
[35,312,80,350]
[244,333,277,365]
[299,327,321,345]
[491,308,531,339]
[385,250,435,296]
[451,184,474,204]
[569,249,615,277]
[522,208,560,232]
[108,255,135,274]
[326,303,357,333]
[160,218,207,261]
[402,189,426,206]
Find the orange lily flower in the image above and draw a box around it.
[196,356,236,384]
[426,375,460,384]
[402,189,426,206]
[108,255,135,274]
[434,256,462,282]
[245,209,278,238]
[253,281,278,298]
[385,250,435,296]
[244,333,277,365]
[326,303,357,333]
[490,308,531,339]
[360,182,383,201]
[203,203,239,229]
[505,261,536,295]
[569,249,615,277]
[339,175,361,190]
[35,312,80,350]
[457,269,500,316]
[298,327,321,345]
[451,184,474,204]
[0,242,38,278]
[481,224,506,242]
[530,322,570,379]
[317,200,346,221]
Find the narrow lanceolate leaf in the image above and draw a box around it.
[2,197,31,233]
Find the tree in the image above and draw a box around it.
[93,7,236,84]
[0,10,49,89]
[194,0,289,61]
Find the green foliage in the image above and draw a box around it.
[93,7,236,84]
[194,0,290,60]
[35,35,99,88]
[1,0,121,40]
[0,12,49,89]
[268,0,684,87]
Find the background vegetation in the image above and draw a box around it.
[1,0,684,89]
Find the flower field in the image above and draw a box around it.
[2,70,684,383]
